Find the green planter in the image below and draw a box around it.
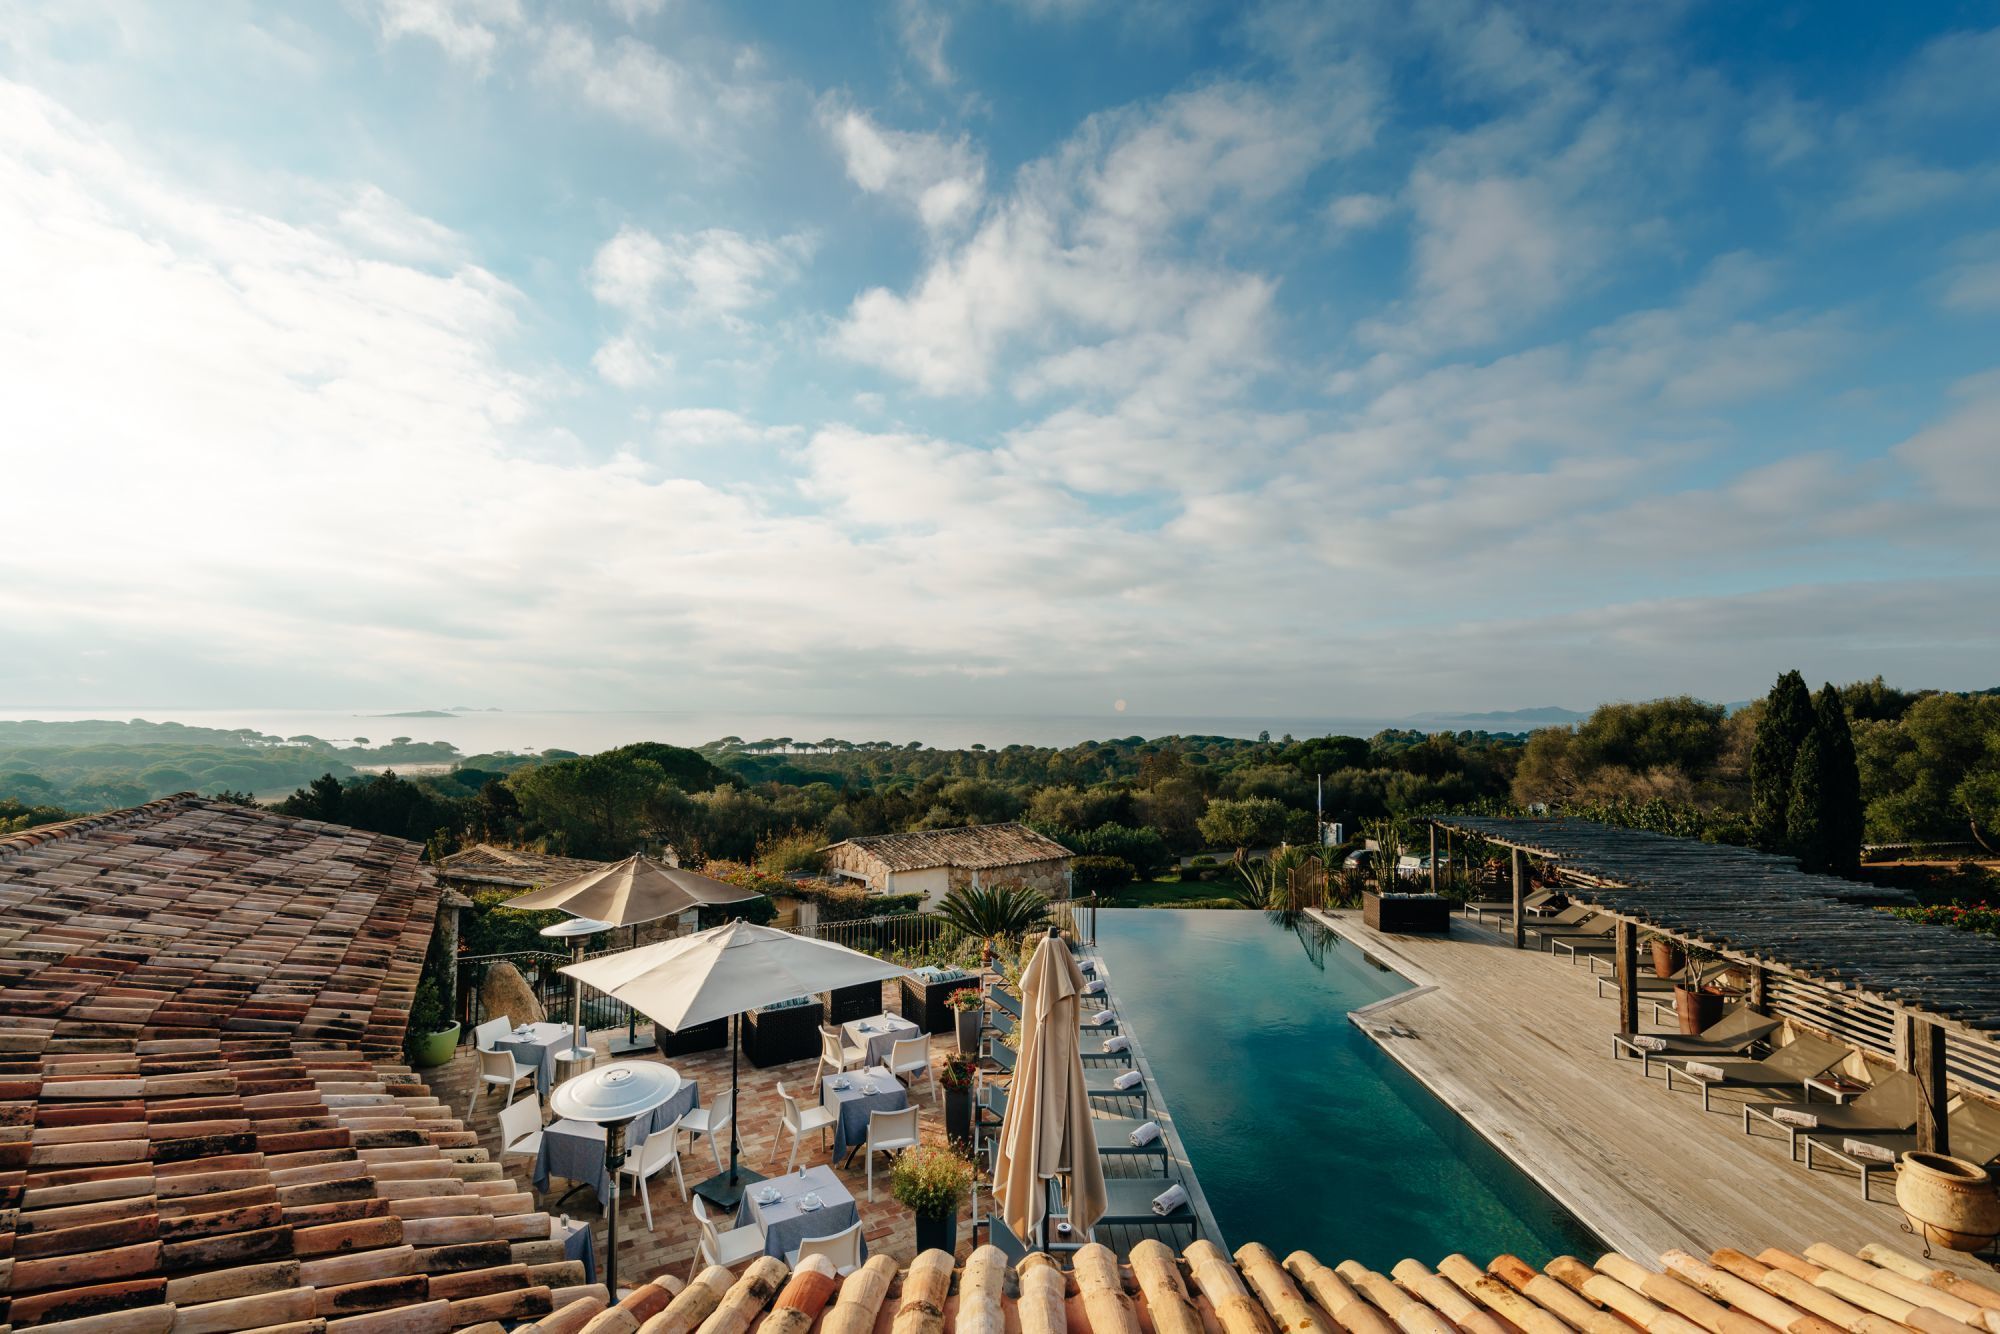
[408,1022,462,1069]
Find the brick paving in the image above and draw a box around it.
[421,984,973,1285]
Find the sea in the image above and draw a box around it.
[0,706,1458,754]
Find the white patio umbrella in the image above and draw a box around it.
[507,854,762,1052]
[994,928,1106,1248]
[562,920,910,1205]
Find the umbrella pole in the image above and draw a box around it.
[571,938,585,1036]
[626,925,640,1046]
[729,1010,741,1181]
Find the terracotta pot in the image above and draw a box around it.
[1896,1151,2000,1253]
[1673,985,1726,1036]
[1650,940,1683,980]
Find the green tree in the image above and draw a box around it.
[1751,670,1815,848]
[508,753,664,856]
[1813,683,1863,875]
[1196,795,1291,849]
[1787,728,1830,873]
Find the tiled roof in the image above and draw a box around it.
[824,822,1074,872]
[0,795,438,1060]
[434,846,609,890]
[0,1041,602,1333]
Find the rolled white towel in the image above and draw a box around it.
[1151,1182,1189,1216]
[1112,1069,1143,1090]
[1089,1010,1116,1027]
[1630,1035,1667,1052]
[1083,980,1104,995]
[1102,1035,1131,1053]
[1771,1106,1818,1128]
[1841,1137,1897,1163]
[1683,1060,1727,1081]
[1128,1120,1162,1147]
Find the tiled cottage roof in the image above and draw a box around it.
[434,845,608,890]
[0,795,438,1060]
[0,1041,599,1334]
[824,822,1074,873]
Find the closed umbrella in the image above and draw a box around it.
[994,928,1106,1247]
[506,854,761,1053]
[563,920,910,1206]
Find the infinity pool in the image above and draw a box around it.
[1094,908,1600,1267]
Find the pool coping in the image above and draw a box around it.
[1304,907,1613,1255]
[1081,937,1228,1251]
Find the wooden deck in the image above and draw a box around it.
[1306,907,1998,1279]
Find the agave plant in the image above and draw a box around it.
[936,882,1050,942]
[1232,843,1327,916]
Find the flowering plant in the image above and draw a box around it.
[944,985,983,1012]
[889,1143,974,1217]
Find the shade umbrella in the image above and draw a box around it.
[993,928,1106,1248]
[506,854,762,1053]
[562,920,910,1206]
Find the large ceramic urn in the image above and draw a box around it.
[1895,1151,2000,1253]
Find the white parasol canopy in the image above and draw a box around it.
[994,929,1107,1246]
[503,853,756,926]
[560,919,910,1031]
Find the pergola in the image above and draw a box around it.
[1427,815,2000,1156]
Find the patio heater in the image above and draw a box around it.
[548,1060,678,1299]
[539,917,611,1065]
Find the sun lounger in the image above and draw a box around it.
[1462,888,1555,922]
[1545,917,1616,962]
[1661,1033,1850,1111]
[1803,1097,2000,1199]
[1526,904,1595,932]
[985,1040,1147,1111]
[982,1086,1168,1172]
[1089,1176,1199,1239]
[1611,1004,1784,1073]
[1595,968,1684,1002]
[1743,1068,1919,1156]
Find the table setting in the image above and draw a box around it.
[738,1163,864,1261]
[843,1012,919,1068]
[495,1020,573,1095]
[820,1063,910,1161]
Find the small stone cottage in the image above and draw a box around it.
[818,822,1074,908]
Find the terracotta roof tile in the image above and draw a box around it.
[822,822,1074,873]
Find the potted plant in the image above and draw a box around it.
[889,1143,974,1255]
[403,978,461,1069]
[1671,943,1728,1036]
[939,1052,977,1151]
[1648,933,1684,980]
[945,985,984,1055]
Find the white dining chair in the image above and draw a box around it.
[820,1025,864,1072]
[787,1219,864,1276]
[678,1090,732,1172]
[472,1016,512,1050]
[778,1081,838,1172]
[861,1104,920,1202]
[887,1035,938,1107]
[688,1196,764,1282]
[617,1123,687,1229]
[497,1096,542,1163]
[470,1046,536,1119]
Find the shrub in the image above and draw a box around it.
[1071,855,1135,892]
[889,1143,974,1216]
[1068,823,1172,878]
[403,977,451,1061]
[755,828,825,876]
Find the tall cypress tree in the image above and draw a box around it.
[1813,682,1863,876]
[1750,670,1814,849]
[1788,728,1831,872]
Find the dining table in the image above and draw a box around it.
[531,1074,700,1203]
[820,1065,910,1162]
[494,1021,573,1095]
[843,1012,920,1068]
[737,1163,865,1262]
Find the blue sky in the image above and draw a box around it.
[1,0,1996,719]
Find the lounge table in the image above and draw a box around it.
[739,1164,865,1262]
[495,1021,572,1095]
[843,1013,920,1068]
[532,1075,700,1203]
[820,1065,910,1162]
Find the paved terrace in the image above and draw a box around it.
[1308,907,1998,1282]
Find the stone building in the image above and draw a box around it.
[818,821,1074,907]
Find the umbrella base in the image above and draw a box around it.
[607,1032,653,1056]
[691,1165,765,1211]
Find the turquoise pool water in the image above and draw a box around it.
[1094,908,1601,1268]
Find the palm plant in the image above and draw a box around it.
[936,882,1050,944]
[1232,843,1327,917]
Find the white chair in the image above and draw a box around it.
[861,1104,920,1202]
[470,1046,537,1119]
[617,1123,687,1229]
[787,1219,864,1276]
[679,1090,732,1172]
[778,1081,838,1172]
[820,1025,865,1072]
[887,1035,939,1107]
[688,1195,764,1282]
[497,1097,542,1163]
[472,1016,512,1050]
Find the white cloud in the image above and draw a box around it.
[1895,370,2000,509]
[822,103,986,232]
[653,408,798,451]
[370,0,523,71]
[895,0,954,88]
[606,0,668,23]
[1938,234,2000,311]
[589,224,809,321]
[534,23,769,147]
[1837,157,1981,222]
[1326,191,1394,232]
[592,334,672,388]
[335,185,465,264]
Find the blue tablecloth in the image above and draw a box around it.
[531,1078,700,1203]
[820,1066,909,1161]
[843,1013,919,1068]
[739,1164,864,1261]
[495,1022,570,1095]
[554,1217,596,1286]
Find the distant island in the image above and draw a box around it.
[372,710,459,718]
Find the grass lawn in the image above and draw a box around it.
[1093,877,1243,909]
